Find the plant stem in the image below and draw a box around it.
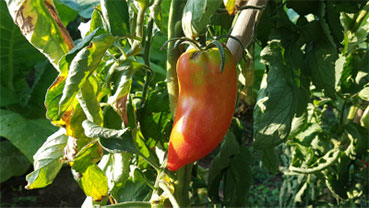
[128,3,149,56]
[172,164,193,207]
[226,0,268,62]
[166,0,185,115]
[141,18,154,108]
[159,181,180,208]
[351,1,369,33]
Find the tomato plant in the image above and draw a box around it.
[0,0,368,207]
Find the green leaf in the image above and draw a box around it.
[358,85,369,101]
[82,120,138,154]
[0,86,18,107]
[150,0,163,31]
[344,122,369,158]
[68,104,91,149]
[208,132,240,202]
[80,164,109,201]
[98,153,130,199]
[324,164,349,200]
[107,61,138,113]
[59,0,99,19]
[25,128,68,189]
[0,1,45,100]
[324,2,344,48]
[0,109,57,161]
[113,180,151,202]
[224,146,253,207]
[306,41,338,99]
[318,1,339,49]
[360,106,369,130]
[338,52,367,93]
[260,148,280,174]
[103,106,124,130]
[0,140,31,183]
[101,0,130,36]
[83,120,129,139]
[89,5,104,33]
[58,33,114,117]
[284,43,310,116]
[54,0,79,26]
[212,41,225,73]
[59,28,102,75]
[24,64,57,112]
[5,0,73,69]
[223,0,236,15]
[137,82,172,143]
[77,78,103,126]
[45,29,103,121]
[289,113,308,139]
[45,76,66,121]
[289,148,340,174]
[182,0,223,38]
[72,141,103,174]
[254,40,296,150]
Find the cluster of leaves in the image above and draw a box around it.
[0,0,60,183]
[254,0,369,206]
[3,0,173,206]
[1,0,368,207]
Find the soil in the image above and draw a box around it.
[0,167,85,207]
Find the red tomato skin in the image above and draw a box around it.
[167,47,238,171]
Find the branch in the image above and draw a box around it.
[226,0,268,62]
[166,0,185,115]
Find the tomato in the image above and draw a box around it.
[167,46,238,171]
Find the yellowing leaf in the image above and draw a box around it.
[6,0,74,70]
[223,0,236,15]
[81,164,109,201]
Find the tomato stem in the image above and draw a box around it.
[140,18,154,108]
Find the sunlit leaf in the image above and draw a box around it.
[72,141,103,173]
[358,85,369,101]
[82,120,138,154]
[77,78,103,126]
[59,33,114,117]
[101,0,130,36]
[25,128,67,189]
[98,153,130,199]
[5,0,74,69]
[254,40,297,150]
[59,0,99,19]
[306,41,338,99]
[182,0,223,39]
[223,0,236,15]
[81,164,109,201]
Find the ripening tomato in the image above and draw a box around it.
[167,46,238,171]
